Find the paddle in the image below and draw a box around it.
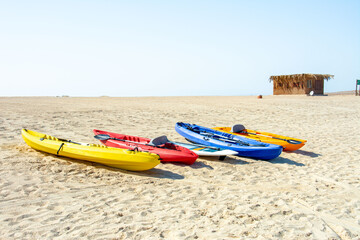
[94,134,178,150]
[187,127,250,146]
[42,137,88,146]
[94,134,156,147]
[241,131,303,145]
[186,126,248,144]
[200,132,265,147]
[95,134,221,152]
[184,124,266,147]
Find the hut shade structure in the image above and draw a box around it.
[269,74,334,95]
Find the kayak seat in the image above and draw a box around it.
[149,136,169,146]
[231,124,246,133]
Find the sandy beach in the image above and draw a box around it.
[0,95,360,239]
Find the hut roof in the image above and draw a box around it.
[269,73,334,83]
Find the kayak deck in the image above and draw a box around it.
[22,129,160,171]
[213,127,306,151]
[175,122,283,160]
[93,129,198,165]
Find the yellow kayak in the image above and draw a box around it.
[213,125,306,151]
[21,129,160,171]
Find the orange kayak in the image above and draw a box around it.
[213,125,306,151]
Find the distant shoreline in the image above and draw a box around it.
[0,90,356,98]
[325,90,356,95]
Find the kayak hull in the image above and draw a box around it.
[213,127,306,151]
[175,123,283,160]
[22,129,160,171]
[93,129,198,165]
[173,141,238,157]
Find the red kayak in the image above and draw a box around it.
[93,129,198,165]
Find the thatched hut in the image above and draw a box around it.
[269,73,334,95]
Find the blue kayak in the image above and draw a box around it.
[175,122,283,160]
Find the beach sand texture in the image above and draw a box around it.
[0,95,360,239]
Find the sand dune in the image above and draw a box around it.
[0,95,359,239]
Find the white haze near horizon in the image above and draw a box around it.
[1,0,359,97]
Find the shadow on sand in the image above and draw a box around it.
[70,158,185,180]
[190,160,214,170]
[287,149,322,158]
[195,154,307,167]
[36,151,185,180]
[199,155,251,165]
[161,160,214,170]
[132,167,184,179]
[221,155,304,167]
[269,156,305,166]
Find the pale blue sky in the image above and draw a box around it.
[1,0,359,96]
